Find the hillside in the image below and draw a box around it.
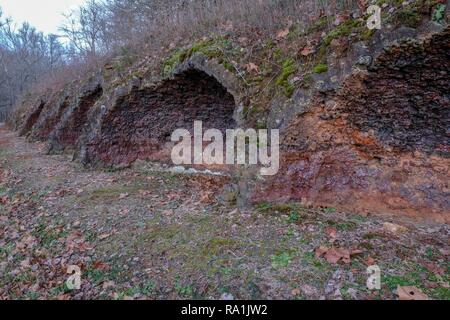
[1,0,449,301]
[9,0,449,221]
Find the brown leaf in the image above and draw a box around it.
[276,28,289,40]
[102,280,115,290]
[315,246,328,258]
[397,286,429,300]
[422,262,445,276]
[365,256,376,266]
[357,0,367,12]
[0,195,8,205]
[325,248,343,264]
[300,45,315,56]
[291,288,301,296]
[92,261,109,271]
[325,226,337,239]
[245,62,259,73]
[316,246,362,264]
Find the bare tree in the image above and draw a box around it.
[0,6,67,121]
[59,0,107,60]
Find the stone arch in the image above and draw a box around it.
[337,27,450,157]
[18,100,46,136]
[29,91,71,141]
[81,67,239,167]
[48,81,103,153]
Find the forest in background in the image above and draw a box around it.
[0,0,361,121]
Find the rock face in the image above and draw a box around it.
[80,69,236,167]
[252,27,450,221]
[9,23,450,221]
[28,89,72,142]
[47,75,103,153]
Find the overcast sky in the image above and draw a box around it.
[0,0,86,35]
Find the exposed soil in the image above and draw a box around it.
[0,123,448,300]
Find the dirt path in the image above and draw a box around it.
[0,123,448,300]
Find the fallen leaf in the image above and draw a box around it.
[383,222,408,235]
[119,193,129,200]
[315,246,328,258]
[325,248,348,264]
[276,28,289,40]
[245,62,259,73]
[291,288,301,296]
[98,233,110,240]
[92,261,109,271]
[422,262,445,276]
[0,196,8,205]
[365,256,376,266]
[102,281,115,290]
[315,246,362,264]
[397,286,428,300]
[325,226,337,239]
[300,45,316,56]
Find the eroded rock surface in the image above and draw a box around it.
[8,24,450,221]
[252,28,450,221]
[47,77,103,153]
[81,69,236,167]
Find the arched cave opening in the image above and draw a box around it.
[339,30,449,156]
[55,85,103,148]
[20,100,46,136]
[91,69,237,166]
[32,96,71,141]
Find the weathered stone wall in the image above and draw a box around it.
[47,76,103,153]
[28,88,72,142]
[18,100,47,136]
[80,69,237,167]
[252,27,450,221]
[9,21,449,221]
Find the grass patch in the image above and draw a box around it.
[275,58,296,97]
[202,238,237,256]
[313,63,328,74]
[271,251,295,268]
[32,224,68,248]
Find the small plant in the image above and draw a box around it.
[288,211,300,223]
[323,207,336,214]
[175,281,194,298]
[432,4,446,24]
[313,63,328,74]
[276,58,296,97]
[271,251,293,268]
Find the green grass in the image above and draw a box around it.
[271,251,294,268]
[32,224,68,248]
[313,63,328,74]
[432,4,446,23]
[288,211,300,223]
[275,58,296,97]
[175,278,194,298]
